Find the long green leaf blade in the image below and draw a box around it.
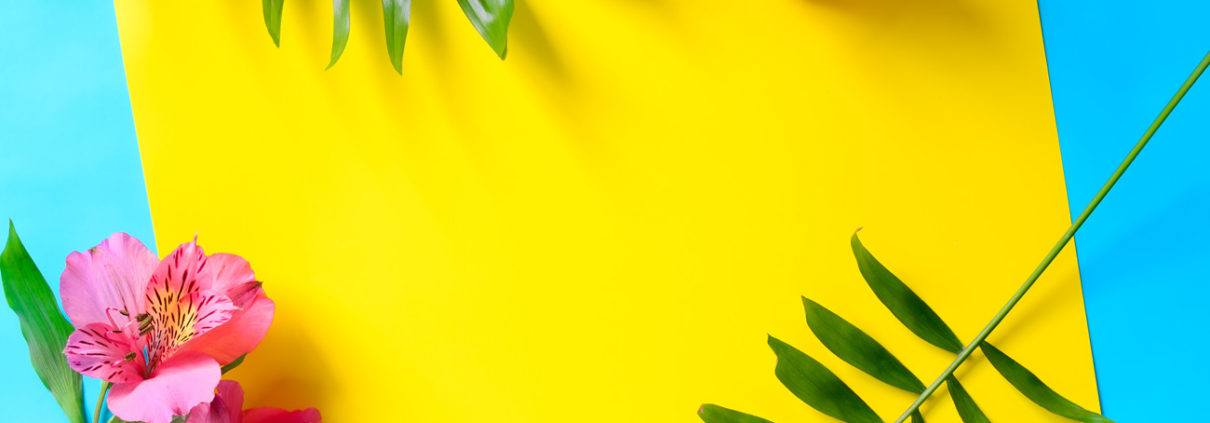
[262,0,285,46]
[981,343,1112,423]
[851,232,963,353]
[456,0,513,59]
[327,0,351,69]
[381,0,412,74]
[946,377,990,423]
[767,335,880,423]
[801,297,925,393]
[911,410,925,423]
[1,221,85,423]
[697,404,774,423]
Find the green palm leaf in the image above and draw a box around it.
[946,377,990,423]
[1,222,85,423]
[801,297,924,393]
[262,0,285,46]
[697,404,774,423]
[981,344,1112,423]
[381,0,412,74]
[327,0,351,69]
[850,232,963,353]
[767,335,880,423]
[456,0,513,59]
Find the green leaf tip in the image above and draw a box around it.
[946,377,990,423]
[850,232,963,353]
[981,343,1113,423]
[262,0,285,47]
[221,354,247,374]
[766,335,880,423]
[801,297,925,394]
[1,222,86,423]
[457,0,514,59]
[381,0,412,75]
[327,0,351,69]
[697,404,774,423]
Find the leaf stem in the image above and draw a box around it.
[93,381,111,423]
[893,49,1210,423]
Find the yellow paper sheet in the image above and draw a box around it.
[115,0,1099,421]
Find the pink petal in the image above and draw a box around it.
[178,293,275,365]
[107,351,221,423]
[145,242,236,367]
[185,380,244,423]
[196,253,260,306]
[60,233,158,328]
[62,322,144,384]
[243,408,322,423]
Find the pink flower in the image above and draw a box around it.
[60,233,276,423]
[186,380,321,423]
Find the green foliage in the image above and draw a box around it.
[697,404,773,423]
[700,232,1111,422]
[261,0,511,72]
[1,221,86,423]
[221,354,247,374]
[981,344,1112,423]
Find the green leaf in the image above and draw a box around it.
[381,0,412,74]
[766,336,880,423]
[911,410,925,423]
[221,354,247,374]
[850,232,963,353]
[456,0,514,59]
[801,297,925,393]
[946,377,990,423]
[981,343,1112,423]
[262,0,285,47]
[1,221,86,423]
[697,404,774,423]
[327,0,351,69]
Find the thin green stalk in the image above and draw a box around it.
[893,49,1210,423]
[93,381,111,423]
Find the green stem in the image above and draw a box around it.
[93,381,111,423]
[893,49,1210,423]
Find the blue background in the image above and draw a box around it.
[0,1,156,421]
[1039,1,1210,420]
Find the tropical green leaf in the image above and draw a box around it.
[911,410,925,423]
[981,343,1112,423]
[262,0,285,47]
[1,221,86,423]
[766,335,880,423]
[697,404,774,423]
[327,0,351,69]
[381,0,412,74]
[221,354,247,374]
[946,377,990,423]
[851,232,963,353]
[801,297,925,393]
[456,0,514,59]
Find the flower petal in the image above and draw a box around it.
[243,407,322,423]
[108,351,221,423]
[197,253,260,305]
[60,233,158,328]
[185,380,244,423]
[146,242,237,367]
[178,293,275,365]
[62,322,144,384]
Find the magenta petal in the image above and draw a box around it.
[197,253,258,302]
[60,233,158,328]
[186,380,244,423]
[178,294,275,365]
[243,408,322,423]
[62,322,144,384]
[108,352,221,423]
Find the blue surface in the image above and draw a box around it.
[1039,1,1210,420]
[0,1,154,422]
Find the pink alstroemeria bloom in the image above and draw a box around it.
[186,380,321,423]
[59,233,276,423]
